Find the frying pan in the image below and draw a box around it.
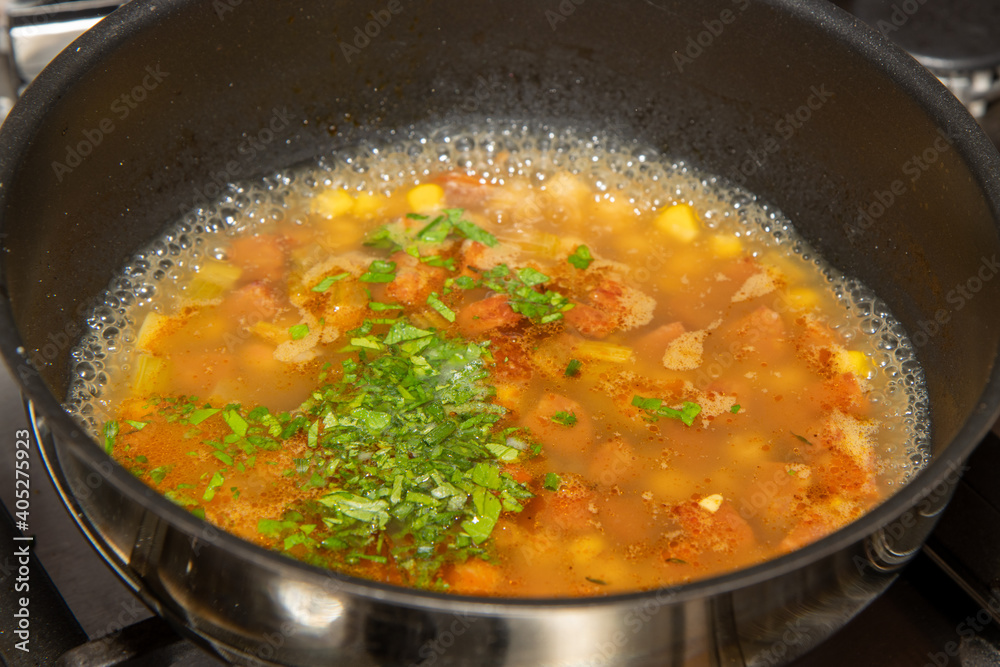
[2,0,1000,665]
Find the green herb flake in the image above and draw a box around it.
[148,465,173,485]
[368,301,403,312]
[426,292,456,322]
[731,404,741,414]
[585,576,607,585]
[103,421,119,454]
[791,432,814,446]
[359,259,398,283]
[462,488,503,544]
[312,272,350,292]
[188,407,221,425]
[212,451,234,466]
[125,420,149,431]
[631,395,702,427]
[383,320,433,345]
[543,472,561,491]
[567,244,594,270]
[564,359,583,377]
[471,462,502,490]
[202,471,225,502]
[223,410,249,438]
[550,411,578,426]
[289,323,310,340]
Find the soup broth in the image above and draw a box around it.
[67,124,928,596]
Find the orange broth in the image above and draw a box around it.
[69,132,926,596]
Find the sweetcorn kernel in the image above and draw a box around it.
[351,192,384,218]
[785,287,819,311]
[571,535,606,564]
[654,203,700,242]
[709,234,743,258]
[836,349,871,379]
[311,189,355,218]
[406,183,444,212]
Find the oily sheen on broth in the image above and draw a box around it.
[65,123,929,596]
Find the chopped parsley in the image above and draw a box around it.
[731,404,741,414]
[550,411,578,426]
[631,396,702,427]
[359,259,398,283]
[478,264,574,324]
[103,421,119,454]
[312,273,350,292]
[564,359,582,377]
[791,432,814,446]
[366,208,498,253]
[567,244,594,270]
[543,472,561,491]
[426,291,456,322]
[289,324,310,340]
[147,314,536,589]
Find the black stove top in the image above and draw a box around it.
[2,1,1000,665]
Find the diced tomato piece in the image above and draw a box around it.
[385,251,447,307]
[443,558,502,596]
[522,392,594,458]
[564,303,616,338]
[635,322,686,363]
[778,515,830,553]
[221,281,283,323]
[813,372,868,415]
[227,234,288,282]
[457,295,523,337]
[503,463,533,485]
[721,306,786,360]
[587,438,638,486]
[534,473,597,533]
[435,171,493,209]
[672,500,756,554]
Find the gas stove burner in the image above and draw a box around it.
[847,0,1000,117]
[5,0,122,87]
